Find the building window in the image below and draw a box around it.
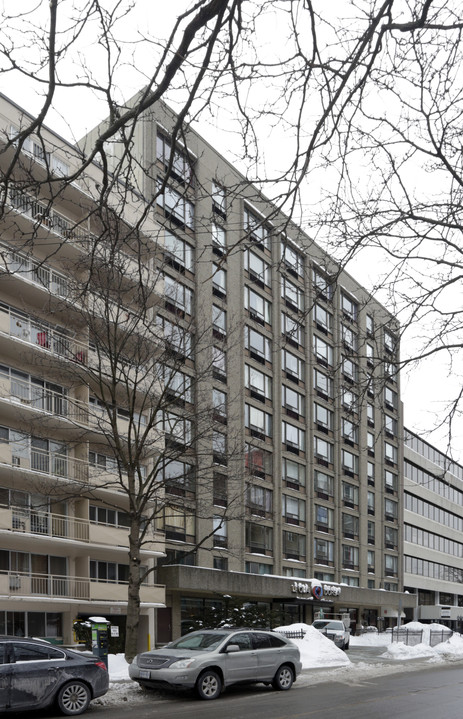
[281,240,304,277]
[283,386,305,418]
[212,346,227,382]
[385,441,398,465]
[342,356,358,382]
[313,336,333,366]
[212,181,226,219]
[156,131,193,184]
[164,274,193,315]
[90,560,130,583]
[367,491,375,515]
[244,208,271,250]
[366,343,374,365]
[246,522,273,554]
[163,412,192,446]
[282,458,306,490]
[342,544,359,570]
[385,554,398,577]
[245,444,272,478]
[282,495,306,526]
[342,387,357,412]
[341,292,358,322]
[164,231,194,272]
[245,364,272,401]
[367,431,375,455]
[384,329,397,354]
[156,181,194,230]
[282,349,305,382]
[246,484,273,518]
[162,506,195,543]
[314,369,333,399]
[213,431,227,465]
[314,304,333,334]
[314,436,333,465]
[342,482,359,509]
[212,223,226,252]
[244,286,271,324]
[212,263,226,299]
[367,550,375,573]
[245,250,271,287]
[281,312,304,347]
[315,505,334,532]
[245,404,273,440]
[385,525,398,549]
[314,470,334,499]
[341,449,358,476]
[367,403,375,426]
[281,276,304,312]
[283,421,306,452]
[213,472,227,507]
[314,403,333,431]
[384,386,398,411]
[212,388,227,421]
[367,461,375,485]
[342,512,359,539]
[245,561,272,575]
[313,268,333,301]
[342,325,358,352]
[366,314,374,335]
[314,538,334,565]
[161,460,195,498]
[283,531,306,561]
[385,498,398,522]
[212,305,226,337]
[368,521,375,545]
[245,326,272,363]
[212,516,227,548]
[342,418,358,444]
[342,576,359,587]
[213,556,228,571]
[385,415,398,438]
[385,469,398,493]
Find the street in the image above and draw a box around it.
[16,658,463,719]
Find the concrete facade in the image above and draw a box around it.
[404,430,463,628]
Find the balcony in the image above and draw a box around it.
[0,505,164,554]
[0,374,87,424]
[0,305,88,364]
[0,570,164,604]
[0,442,88,484]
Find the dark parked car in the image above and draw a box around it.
[0,636,109,715]
[129,628,302,700]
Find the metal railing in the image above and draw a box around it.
[0,373,87,423]
[2,445,88,483]
[0,304,88,364]
[390,628,454,646]
[8,187,90,244]
[7,506,90,542]
[0,243,71,298]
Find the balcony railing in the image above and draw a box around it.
[0,373,87,423]
[0,570,164,603]
[8,187,90,244]
[0,305,88,364]
[0,443,88,483]
[0,243,70,298]
[0,505,89,541]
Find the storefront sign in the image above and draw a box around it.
[290,581,341,598]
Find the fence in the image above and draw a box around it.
[278,627,454,646]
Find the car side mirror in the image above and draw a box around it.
[226,644,240,653]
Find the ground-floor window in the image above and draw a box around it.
[0,611,62,640]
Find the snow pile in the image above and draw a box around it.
[274,623,350,668]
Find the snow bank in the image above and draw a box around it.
[274,623,350,668]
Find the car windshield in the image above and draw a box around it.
[313,621,343,630]
[167,632,229,651]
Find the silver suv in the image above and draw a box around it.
[129,628,302,700]
[312,620,350,650]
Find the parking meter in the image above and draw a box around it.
[89,616,110,669]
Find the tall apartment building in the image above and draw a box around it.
[0,94,165,647]
[404,430,463,629]
[0,90,415,646]
[83,94,415,640]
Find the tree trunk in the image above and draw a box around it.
[125,514,141,663]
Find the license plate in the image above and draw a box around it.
[139,670,151,679]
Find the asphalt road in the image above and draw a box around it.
[18,659,463,719]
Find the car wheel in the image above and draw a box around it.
[272,664,294,691]
[196,670,222,700]
[56,681,91,716]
